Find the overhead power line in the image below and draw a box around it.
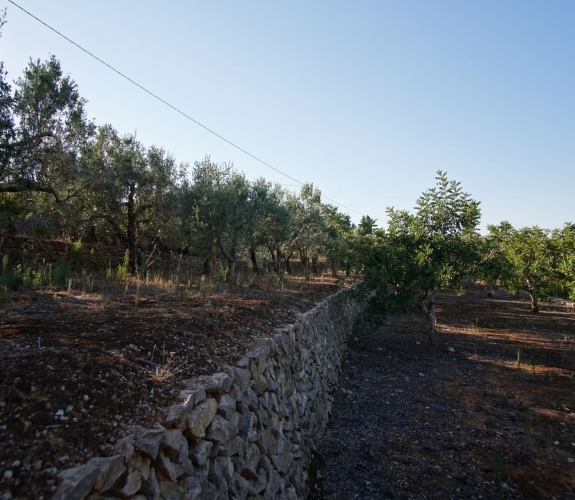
[8,0,363,216]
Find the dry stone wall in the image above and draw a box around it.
[0,235,126,264]
[0,235,207,274]
[52,287,363,500]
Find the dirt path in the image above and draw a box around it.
[310,288,575,499]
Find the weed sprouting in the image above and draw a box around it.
[149,345,184,382]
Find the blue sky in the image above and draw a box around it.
[1,0,574,231]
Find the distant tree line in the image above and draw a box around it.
[0,29,363,281]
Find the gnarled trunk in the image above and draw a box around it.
[312,255,319,274]
[250,247,258,274]
[285,255,292,275]
[528,291,539,313]
[127,184,137,274]
[227,258,236,284]
[421,288,440,344]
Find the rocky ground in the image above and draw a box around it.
[0,275,340,499]
[310,286,575,500]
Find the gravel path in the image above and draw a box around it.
[308,301,558,500]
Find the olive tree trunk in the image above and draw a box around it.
[528,290,539,313]
[420,288,440,344]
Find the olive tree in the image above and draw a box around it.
[248,180,290,274]
[359,171,481,343]
[486,224,555,313]
[550,223,575,300]
[0,55,94,202]
[84,125,183,273]
[323,205,354,277]
[290,184,325,274]
[183,157,260,282]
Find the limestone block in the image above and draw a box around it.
[238,409,257,441]
[265,371,278,392]
[218,435,244,457]
[256,430,276,456]
[275,435,287,456]
[53,463,101,500]
[135,429,165,460]
[138,466,160,500]
[154,450,177,482]
[207,456,233,492]
[189,440,212,466]
[281,485,298,500]
[157,478,180,500]
[118,467,142,498]
[253,373,269,396]
[216,394,236,420]
[181,372,233,395]
[163,389,206,428]
[263,470,281,500]
[229,472,251,500]
[245,443,261,475]
[130,453,151,481]
[115,434,136,463]
[268,413,283,439]
[257,406,270,428]
[178,476,202,500]
[183,397,218,439]
[271,452,294,474]
[249,468,268,496]
[205,412,239,444]
[86,455,126,494]
[246,387,259,410]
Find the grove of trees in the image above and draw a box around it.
[2,18,574,340]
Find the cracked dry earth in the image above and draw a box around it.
[0,277,339,499]
[310,287,575,500]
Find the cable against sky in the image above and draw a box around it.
[7,0,363,216]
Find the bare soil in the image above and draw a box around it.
[0,276,340,499]
[310,285,575,500]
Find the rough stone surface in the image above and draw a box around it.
[189,440,213,467]
[135,429,164,461]
[183,398,218,439]
[53,463,101,500]
[86,455,126,494]
[52,288,362,499]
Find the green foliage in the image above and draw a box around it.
[357,171,481,342]
[481,222,575,311]
[0,39,352,277]
[0,256,71,292]
[82,125,184,272]
[550,223,575,300]
[0,54,94,200]
[324,205,355,277]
